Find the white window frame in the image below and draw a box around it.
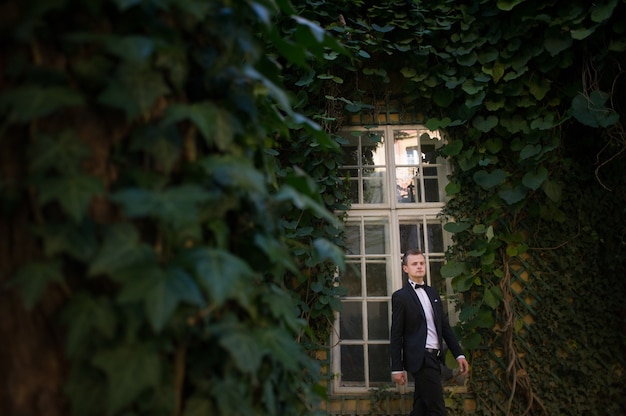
[331,125,456,394]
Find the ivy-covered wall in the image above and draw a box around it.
[285,0,626,414]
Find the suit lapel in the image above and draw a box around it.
[406,284,426,320]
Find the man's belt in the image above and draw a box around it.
[425,348,440,356]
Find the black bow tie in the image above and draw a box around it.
[414,283,425,290]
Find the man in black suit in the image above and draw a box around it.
[390,249,469,416]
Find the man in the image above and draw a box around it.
[390,249,469,416]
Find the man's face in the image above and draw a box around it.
[403,253,426,279]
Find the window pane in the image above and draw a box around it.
[424,178,440,202]
[341,262,362,297]
[368,344,391,384]
[426,223,444,252]
[340,302,363,339]
[363,170,386,204]
[344,224,361,255]
[340,345,364,383]
[393,129,418,164]
[348,179,359,204]
[399,223,424,253]
[365,261,388,296]
[365,223,387,254]
[396,167,417,203]
[367,301,389,339]
[429,260,444,294]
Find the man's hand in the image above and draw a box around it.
[392,371,406,385]
[457,357,469,375]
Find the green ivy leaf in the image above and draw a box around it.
[441,260,466,278]
[61,294,117,356]
[496,0,523,11]
[444,221,470,233]
[522,167,548,190]
[499,185,528,205]
[570,26,597,40]
[103,35,154,63]
[0,85,84,122]
[529,77,550,100]
[452,273,474,291]
[371,23,394,32]
[186,248,255,308]
[313,238,345,271]
[35,221,98,262]
[483,286,503,309]
[544,35,572,57]
[219,329,264,374]
[570,91,619,128]
[98,62,169,120]
[112,185,214,228]
[117,265,205,332]
[590,0,618,23]
[433,88,454,107]
[445,181,461,195]
[441,139,463,156]
[199,155,267,193]
[89,223,156,277]
[37,174,103,222]
[484,138,503,154]
[541,178,562,202]
[473,169,506,189]
[92,343,161,413]
[162,102,236,151]
[10,261,64,310]
[29,130,91,175]
[519,144,542,160]
[472,115,498,132]
[183,398,216,416]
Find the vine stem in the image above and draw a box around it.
[497,256,547,415]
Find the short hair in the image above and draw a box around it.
[402,249,424,265]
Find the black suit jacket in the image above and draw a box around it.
[390,283,464,374]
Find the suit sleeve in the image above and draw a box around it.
[390,291,405,372]
[440,303,464,359]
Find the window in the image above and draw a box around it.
[332,126,457,393]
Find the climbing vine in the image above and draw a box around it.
[282,0,626,414]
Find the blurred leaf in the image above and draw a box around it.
[61,294,117,356]
[444,221,471,233]
[162,102,236,151]
[28,130,91,175]
[544,35,572,56]
[219,329,264,374]
[570,91,619,128]
[441,260,466,278]
[542,178,562,202]
[112,185,214,228]
[37,174,103,222]
[0,85,84,122]
[98,62,169,120]
[499,185,528,205]
[473,115,498,132]
[89,223,156,277]
[441,140,463,156]
[199,155,266,193]
[473,169,506,189]
[522,167,548,190]
[313,238,345,271]
[92,343,161,413]
[10,261,64,310]
[483,286,503,309]
[35,221,98,262]
[141,267,206,332]
[184,249,255,308]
